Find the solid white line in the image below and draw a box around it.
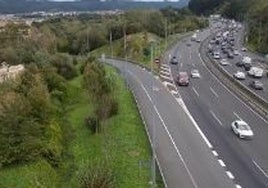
[218,159,226,167]
[210,110,223,126]
[226,171,235,179]
[198,52,268,125]
[130,91,168,188]
[212,150,219,157]
[253,160,268,178]
[236,184,242,188]
[128,70,199,188]
[153,105,198,188]
[233,112,242,120]
[210,87,219,98]
[192,87,199,97]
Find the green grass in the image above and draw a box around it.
[0,65,155,188]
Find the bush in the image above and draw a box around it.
[85,116,100,134]
[78,162,115,188]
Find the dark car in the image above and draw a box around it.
[244,63,252,71]
[227,51,234,59]
[170,56,178,64]
[236,61,244,67]
[177,72,189,86]
[250,81,264,90]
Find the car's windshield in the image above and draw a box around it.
[239,123,250,131]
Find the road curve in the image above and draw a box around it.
[102,58,235,188]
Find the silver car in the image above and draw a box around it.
[231,120,254,139]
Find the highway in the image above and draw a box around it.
[103,58,236,188]
[167,23,268,188]
[206,24,268,101]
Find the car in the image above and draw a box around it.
[227,51,234,59]
[233,50,240,56]
[196,38,201,43]
[177,72,189,86]
[250,80,264,90]
[170,56,178,64]
[241,47,247,52]
[244,63,252,71]
[213,52,221,59]
[191,69,200,78]
[187,43,191,47]
[236,61,244,67]
[219,59,230,66]
[234,71,246,80]
[231,120,254,139]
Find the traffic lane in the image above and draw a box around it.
[178,43,268,178]
[170,35,268,186]
[129,63,236,188]
[125,67,197,188]
[109,59,236,188]
[106,59,198,188]
[177,86,268,188]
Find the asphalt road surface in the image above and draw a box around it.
[167,24,268,188]
[103,58,236,188]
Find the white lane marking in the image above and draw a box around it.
[160,66,170,72]
[210,110,223,126]
[161,64,170,69]
[130,91,168,188]
[236,184,242,188]
[233,112,242,120]
[160,74,172,81]
[152,105,198,188]
[192,87,199,97]
[192,63,196,67]
[218,159,226,167]
[253,160,268,178]
[198,52,268,125]
[210,87,219,98]
[180,63,183,68]
[176,97,213,149]
[226,171,235,179]
[212,150,219,157]
[160,70,170,76]
[163,81,175,88]
[171,90,178,95]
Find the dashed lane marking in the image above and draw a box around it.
[253,160,268,178]
[212,150,219,157]
[192,87,199,97]
[218,159,226,167]
[210,87,219,98]
[226,171,235,179]
[210,110,223,126]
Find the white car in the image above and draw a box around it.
[241,47,247,52]
[213,52,221,59]
[231,120,254,139]
[219,59,230,66]
[191,69,201,78]
[234,71,246,80]
[233,50,240,56]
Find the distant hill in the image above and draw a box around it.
[0,0,190,14]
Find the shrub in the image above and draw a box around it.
[85,116,100,134]
[78,162,116,188]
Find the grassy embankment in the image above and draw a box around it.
[0,65,157,187]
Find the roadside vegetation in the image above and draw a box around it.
[189,0,268,54]
[0,8,207,187]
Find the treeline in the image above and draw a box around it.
[0,8,207,170]
[188,0,268,53]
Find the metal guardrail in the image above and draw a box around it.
[199,35,268,118]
